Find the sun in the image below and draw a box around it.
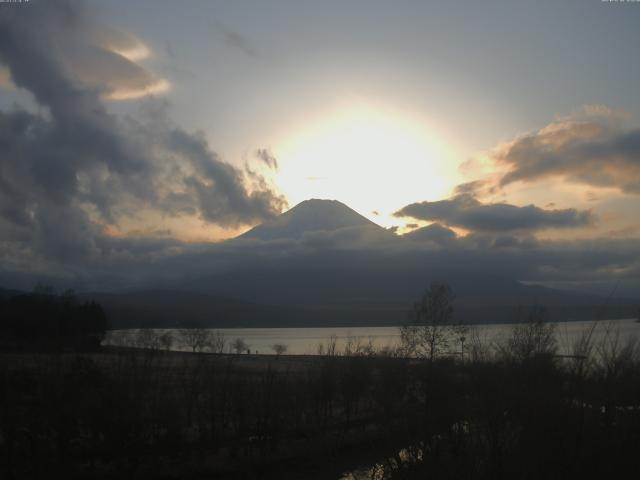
[273,105,460,228]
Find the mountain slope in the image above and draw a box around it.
[181,260,638,326]
[86,290,341,328]
[88,278,638,328]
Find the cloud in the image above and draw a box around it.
[0,0,286,269]
[403,223,457,246]
[0,65,13,88]
[490,112,640,194]
[0,1,167,101]
[211,21,259,58]
[461,232,539,250]
[169,130,287,226]
[453,179,492,197]
[64,30,170,101]
[394,194,595,233]
[255,148,279,170]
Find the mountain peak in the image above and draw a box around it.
[238,198,381,241]
[293,198,346,208]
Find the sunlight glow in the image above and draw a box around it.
[0,66,14,89]
[274,106,460,227]
[104,78,171,101]
[108,37,151,62]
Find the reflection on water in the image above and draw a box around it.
[104,318,640,356]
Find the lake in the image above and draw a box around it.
[105,318,640,356]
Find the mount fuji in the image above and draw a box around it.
[238,199,383,241]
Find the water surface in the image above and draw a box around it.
[105,318,640,355]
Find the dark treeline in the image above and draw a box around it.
[1,320,640,479]
[0,286,108,351]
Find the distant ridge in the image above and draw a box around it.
[238,198,382,241]
[404,223,457,245]
[3,196,637,329]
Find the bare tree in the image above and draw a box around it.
[179,326,213,353]
[467,326,494,363]
[400,283,458,361]
[362,337,376,357]
[136,328,161,350]
[343,336,365,356]
[231,337,248,354]
[159,331,174,351]
[271,343,288,356]
[210,330,226,353]
[327,334,338,356]
[595,321,638,379]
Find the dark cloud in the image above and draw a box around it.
[0,0,165,101]
[493,117,640,194]
[210,21,259,58]
[0,0,286,269]
[607,224,640,238]
[394,194,595,233]
[453,179,493,197]
[255,148,278,170]
[490,234,539,250]
[168,130,286,226]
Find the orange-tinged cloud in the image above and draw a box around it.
[104,78,170,100]
[0,66,13,88]
[61,28,170,101]
[1,26,169,101]
[460,106,640,199]
[96,27,152,62]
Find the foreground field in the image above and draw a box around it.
[2,339,640,479]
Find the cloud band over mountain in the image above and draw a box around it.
[394,195,595,233]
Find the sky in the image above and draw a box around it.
[0,0,639,296]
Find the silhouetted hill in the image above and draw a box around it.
[0,289,107,350]
[182,264,637,326]
[0,287,22,300]
[3,276,635,330]
[85,289,367,328]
